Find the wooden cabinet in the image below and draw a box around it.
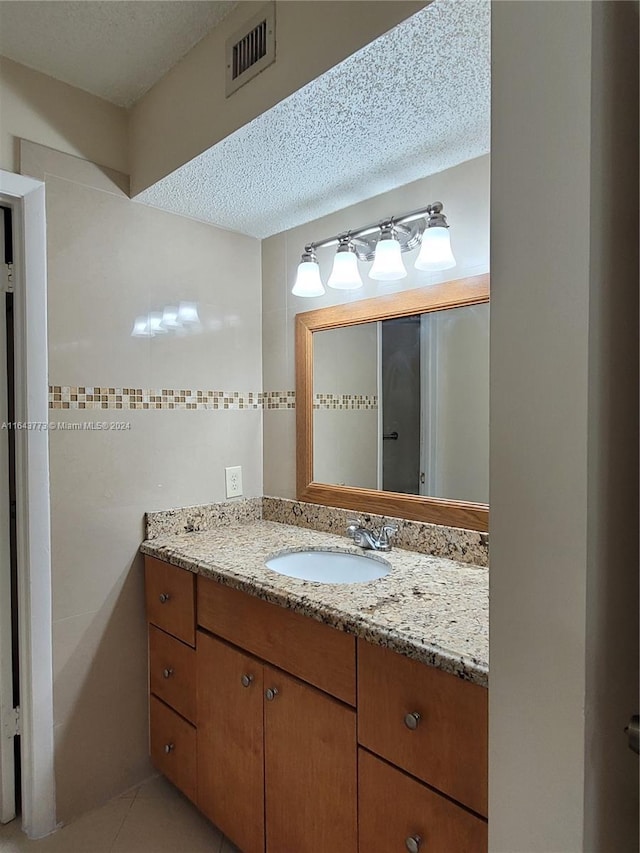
[149,624,196,723]
[358,749,487,853]
[198,578,356,705]
[196,630,357,853]
[149,695,196,803]
[197,632,265,853]
[263,665,357,853]
[144,555,488,853]
[145,556,195,646]
[358,638,488,817]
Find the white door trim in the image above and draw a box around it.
[0,170,56,839]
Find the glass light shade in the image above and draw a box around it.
[177,301,200,324]
[148,312,167,335]
[414,226,456,271]
[327,249,363,290]
[369,236,407,281]
[162,305,180,328]
[131,316,152,337]
[292,260,325,297]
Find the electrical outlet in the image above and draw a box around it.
[225,465,243,498]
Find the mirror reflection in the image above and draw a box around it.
[312,303,489,504]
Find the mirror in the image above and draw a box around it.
[296,274,489,531]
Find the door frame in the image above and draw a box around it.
[0,171,56,839]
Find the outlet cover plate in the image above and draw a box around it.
[225,465,243,498]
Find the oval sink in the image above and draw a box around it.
[265,549,390,584]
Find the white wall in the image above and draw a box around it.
[262,154,490,499]
[0,58,128,175]
[21,142,262,822]
[313,323,378,489]
[128,0,425,194]
[490,2,638,850]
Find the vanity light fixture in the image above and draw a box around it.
[327,238,364,290]
[414,202,456,271]
[369,224,407,281]
[292,247,325,297]
[291,201,456,296]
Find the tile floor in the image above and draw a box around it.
[0,775,240,853]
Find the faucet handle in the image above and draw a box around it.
[346,517,363,539]
[376,520,398,548]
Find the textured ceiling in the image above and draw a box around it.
[135,0,490,239]
[0,1,236,107]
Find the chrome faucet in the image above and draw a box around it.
[346,517,398,552]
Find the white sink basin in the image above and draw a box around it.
[265,549,390,584]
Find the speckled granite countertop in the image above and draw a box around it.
[141,520,488,687]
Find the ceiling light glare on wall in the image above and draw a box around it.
[292,249,325,297]
[327,240,363,290]
[291,201,456,297]
[131,316,153,337]
[131,302,202,337]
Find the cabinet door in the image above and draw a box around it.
[197,631,265,853]
[149,695,196,803]
[358,749,487,853]
[264,666,357,853]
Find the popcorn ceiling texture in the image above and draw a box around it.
[135,0,491,238]
[0,1,236,107]
[146,496,489,568]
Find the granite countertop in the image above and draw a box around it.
[141,520,488,687]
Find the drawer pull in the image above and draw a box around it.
[164,743,175,754]
[405,836,422,853]
[162,668,174,679]
[159,593,170,604]
[265,687,279,701]
[241,674,254,688]
[404,712,421,731]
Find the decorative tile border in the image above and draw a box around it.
[262,391,296,410]
[49,386,263,410]
[48,387,379,412]
[144,496,488,567]
[313,393,378,411]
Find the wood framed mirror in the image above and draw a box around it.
[295,273,489,531]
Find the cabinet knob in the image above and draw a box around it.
[162,668,174,679]
[404,712,421,731]
[241,674,254,688]
[164,743,174,754]
[405,835,422,853]
[159,593,170,604]
[265,687,279,701]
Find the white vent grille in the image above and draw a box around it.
[226,3,275,97]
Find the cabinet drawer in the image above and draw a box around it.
[358,749,487,853]
[357,639,487,816]
[145,556,195,646]
[149,695,196,802]
[198,577,356,705]
[149,625,196,723]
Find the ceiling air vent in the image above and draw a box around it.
[225,2,275,97]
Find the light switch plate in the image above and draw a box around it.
[225,465,243,498]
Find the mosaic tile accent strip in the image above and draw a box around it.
[313,393,378,410]
[262,497,488,568]
[48,386,263,410]
[146,497,263,540]
[263,390,296,410]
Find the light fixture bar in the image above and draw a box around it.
[305,203,443,253]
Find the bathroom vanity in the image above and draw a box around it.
[141,515,488,853]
